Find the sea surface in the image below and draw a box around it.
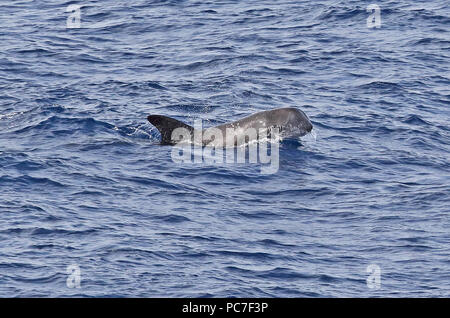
[0,0,449,297]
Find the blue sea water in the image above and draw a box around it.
[0,0,449,297]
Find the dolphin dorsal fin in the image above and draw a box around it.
[147,115,194,145]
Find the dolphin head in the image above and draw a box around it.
[283,108,313,137]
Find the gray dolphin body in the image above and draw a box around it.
[147,107,313,147]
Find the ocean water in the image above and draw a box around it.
[0,0,449,297]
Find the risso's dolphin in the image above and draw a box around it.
[147,107,313,147]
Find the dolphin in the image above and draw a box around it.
[147,107,313,147]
